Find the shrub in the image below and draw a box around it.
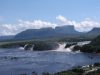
[42,72,50,75]
[94,63,100,67]
[71,68,84,73]
[73,45,81,51]
[80,45,95,53]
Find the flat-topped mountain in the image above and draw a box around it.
[14,25,82,40]
[14,25,100,40]
[55,25,78,34]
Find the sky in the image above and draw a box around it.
[0,0,100,36]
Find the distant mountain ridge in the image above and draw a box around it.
[3,25,100,40]
[0,35,14,41]
[14,25,83,40]
[87,28,100,35]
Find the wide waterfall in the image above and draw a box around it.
[55,41,90,52]
[55,43,73,52]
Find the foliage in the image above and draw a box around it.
[54,68,84,75]
[90,35,100,46]
[73,45,81,51]
[33,42,58,51]
[94,63,100,67]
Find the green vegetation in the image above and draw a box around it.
[80,35,100,53]
[73,44,100,53]
[0,40,59,51]
[73,45,81,51]
[72,35,100,53]
[90,35,100,46]
[94,63,100,67]
[65,43,77,48]
[42,72,50,75]
[54,68,84,75]
[58,37,91,42]
[80,45,100,53]
[0,35,100,53]
[85,69,100,75]
[33,42,58,51]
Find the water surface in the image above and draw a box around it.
[0,48,100,75]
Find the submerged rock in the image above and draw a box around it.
[24,44,34,50]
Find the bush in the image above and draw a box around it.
[90,35,100,46]
[33,42,59,51]
[65,43,77,48]
[80,44,100,53]
[94,63,100,67]
[65,44,72,48]
[71,68,84,73]
[73,45,81,51]
[42,72,50,75]
[80,45,95,53]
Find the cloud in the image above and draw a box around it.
[0,15,100,36]
[74,18,100,32]
[56,15,73,25]
[56,15,100,32]
[0,20,57,36]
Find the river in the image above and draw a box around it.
[0,42,100,75]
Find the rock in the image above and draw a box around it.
[33,42,59,51]
[73,45,81,51]
[24,44,33,50]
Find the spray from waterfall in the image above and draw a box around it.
[54,41,91,52]
[55,43,73,52]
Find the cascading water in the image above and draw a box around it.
[56,43,66,51]
[24,44,34,50]
[54,41,91,52]
[55,43,73,52]
[77,41,91,46]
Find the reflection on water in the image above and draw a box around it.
[0,48,100,75]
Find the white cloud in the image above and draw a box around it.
[56,15,73,25]
[74,18,100,32]
[0,15,100,36]
[56,15,100,32]
[0,20,57,36]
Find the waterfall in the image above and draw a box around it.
[55,43,73,52]
[55,41,91,52]
[77,41,91,46]
[57,43,66,51]
[24,44,34,50]
[31,44,34,51]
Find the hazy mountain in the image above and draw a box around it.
[1,26,100,41]
[14,25,83,40]
[13,25,100,40]
[0,35,14,41]
[88,28,100,36]
[55,25,79,34]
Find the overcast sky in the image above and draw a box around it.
[0,0,100,36]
